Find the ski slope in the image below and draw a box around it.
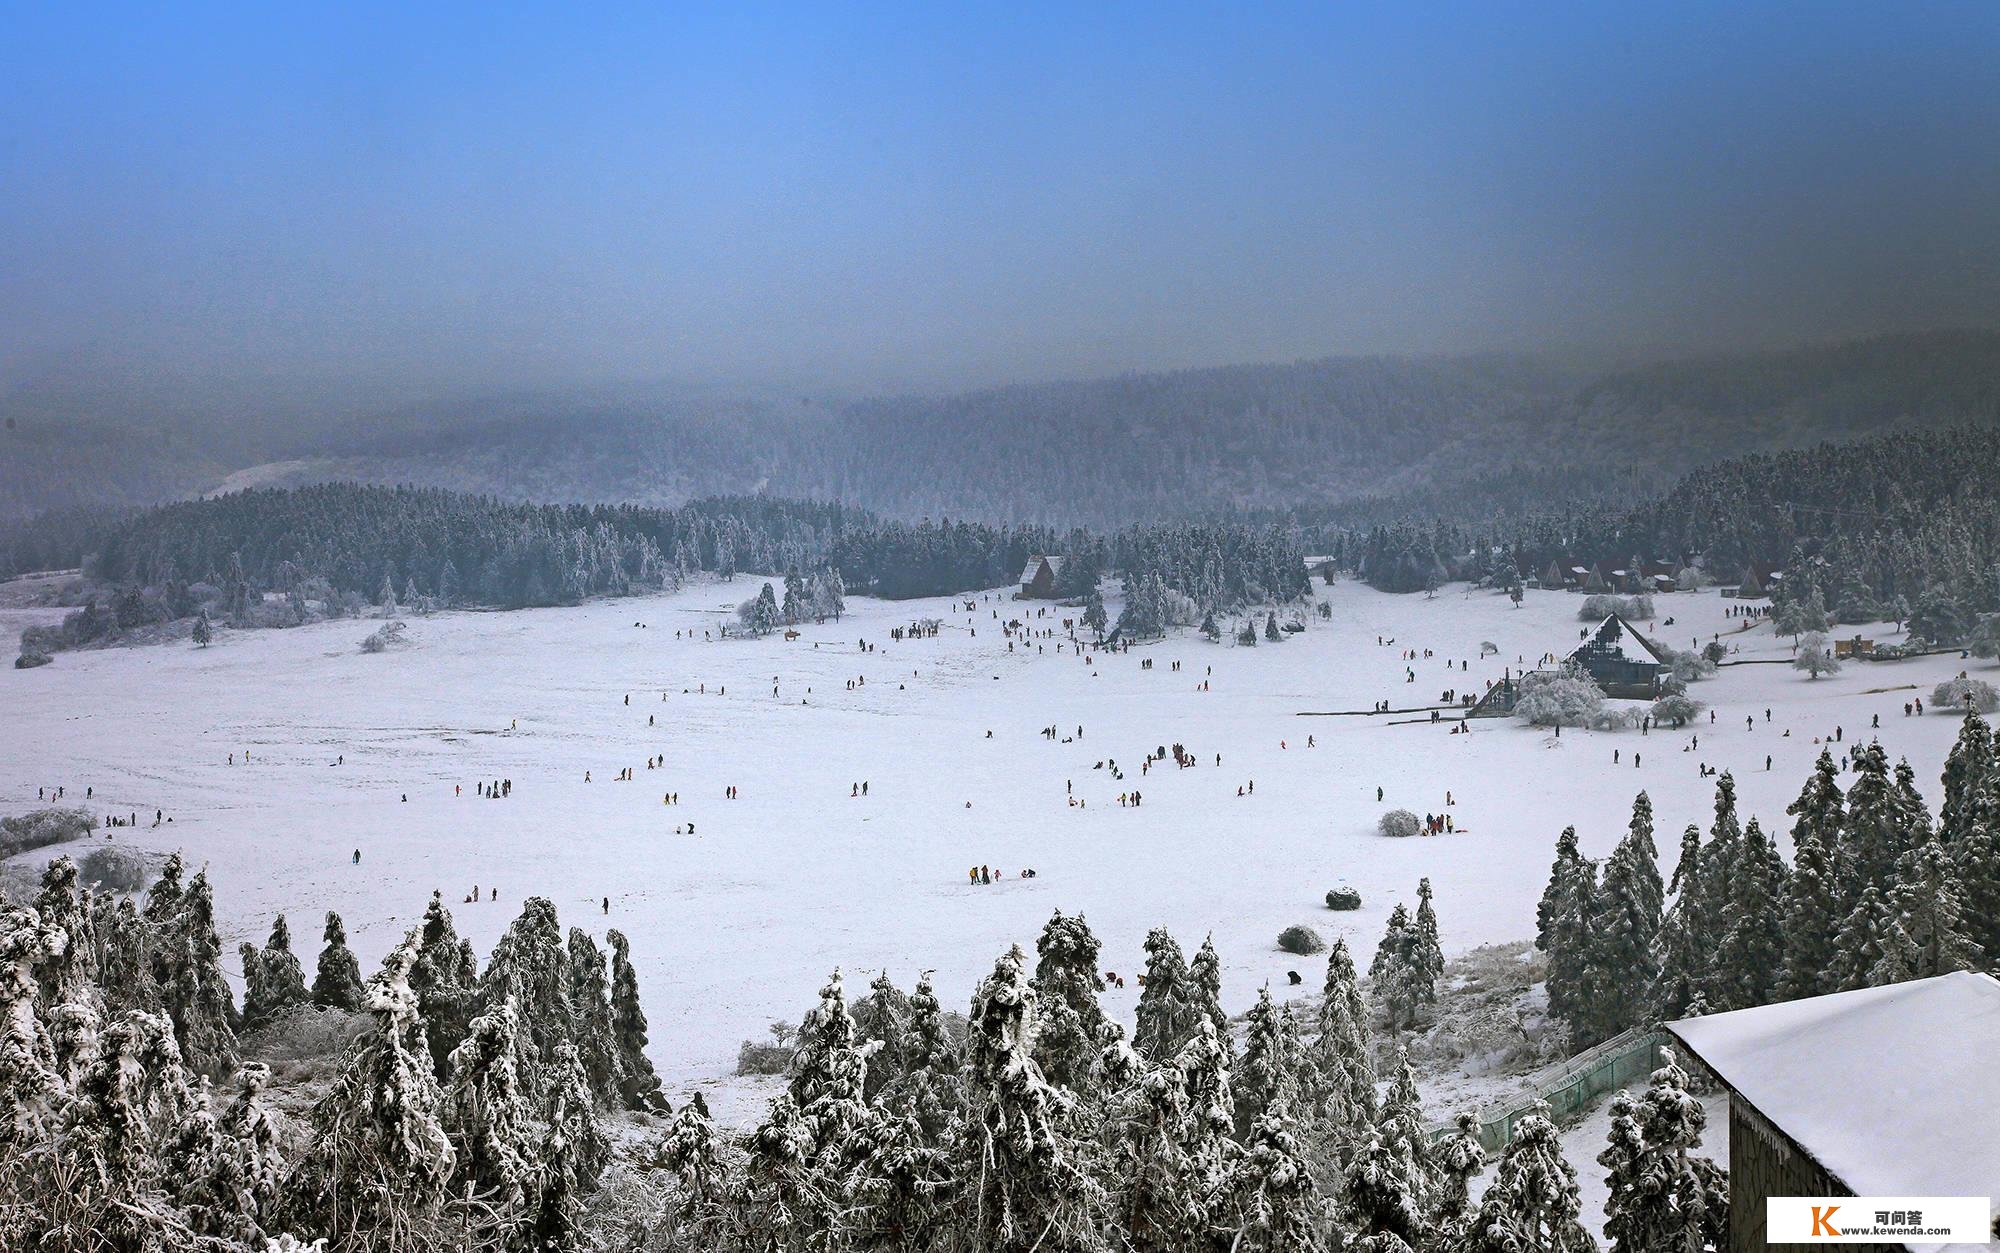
[0,578,1981,1108]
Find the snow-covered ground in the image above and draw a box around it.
[0,578,1981,1116]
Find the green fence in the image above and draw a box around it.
[1431,1027,1669,1154]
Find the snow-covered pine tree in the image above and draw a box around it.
[1652,824,1709,1019]
[848,1100,957,1250]
[1343,1129,1426,1253]
[0,906,61,1146]
[1374,1045,1433,1218]
[606,928,667,1112]
[1133,927,1201,1062]
[528,1041,611,1252]
[99,896,159,1018]
[743,1090,826,1248]
[443,1002,537,1221]
[159,869,238,1076]
[1459,1106,1594,1253]
[1779,752,1847,1001]
[1840,744,1911,906]
[1874,839,1985,982]
[293,938,456,1232]
[1370,903,1424,1033]
[1429,1114,1484,1233]
[1712,818,1788,1011]
[1940,710,1994,841]
[69,1010,195,1241]
[410,891,482,1078]
[1235,985,1299,1136]
[1189,933,1233,1059]
[1174,1016,1236,1177]
[1830,884,1889,991]
[1032,910,1111,1096]
[1114,1037,1203,1251]
[1590,795,1664,1041]
[1308,938,1376,1136]
[169,1061,285,1243]
[255,914,309,1023]
[565,927,624,1107]
[788,968,878,1165]
[30,857,98,1014]
[655,1091,729,1243]
[882,968,964,1147]
[853,970,911,1101]
[238,942,268,1030]
[1537,827,1600,1046]
[966,945,1106,1253]
[1955,766,2000,963]
[478,896,573,1101]
[1227,1101,1328,1253]
[1598,1049,1727,1253]
[1408,879,1445,1009]
[312,910,365,1012]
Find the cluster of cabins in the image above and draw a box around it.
[1518,556,1785,599]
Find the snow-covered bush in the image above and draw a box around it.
[242,1003,372,1062]
[1377,809,1421,839]
[1932,677,2000,713]
[1324,886,1363,911]
[78,845,152,893]
[735,1019,796,1075]
[1793,631,1841,679]
[1650,692,1703,728]
[359,621,408,653]
[1513,662,1604,727]
[14,648,51,669]
[1276,924,1326,955]
[1655,644,1716,686]
[1590,706,1645,731]
[1579,593,1654,621]
[0,807,94,858]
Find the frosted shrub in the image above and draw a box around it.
[359,621,407,653]
[1378,809,1421,839]
[1277,924,1326,955]
[243,1003,371,1061]
[1325,886,1363,910]
[1579,593,1654,621]
[1513,662,1604,727]
[14,648,51,669]
[1650,693,1703,728]
[1589,707,1645,731]
[0,807,94,857]
[1933,677,1999,713]
[79,845,152,893]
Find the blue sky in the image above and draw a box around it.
[2,2,1996,401]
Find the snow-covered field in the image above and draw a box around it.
[0,577,1981,1115]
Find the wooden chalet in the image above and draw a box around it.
[1668,972,2000,1252]
[1568,613,1671,698]
[1018,555,1065,599]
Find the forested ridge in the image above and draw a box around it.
[5,330,1996,527]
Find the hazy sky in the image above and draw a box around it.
[3,2,1997,405]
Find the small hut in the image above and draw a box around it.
[1018,555,1065,599]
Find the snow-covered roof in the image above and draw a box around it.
[1019,555,1064,583]
[1574,615,1669,667]
[1668,972,2000,1223]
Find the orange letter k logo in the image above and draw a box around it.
[1811,1205,1842,1237]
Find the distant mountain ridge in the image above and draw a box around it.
[3,330,1995,526]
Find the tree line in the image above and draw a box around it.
[3,854,1732,1252]
[1535,714,2000,1058]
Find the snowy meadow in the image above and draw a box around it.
[0,576,1976,1112]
